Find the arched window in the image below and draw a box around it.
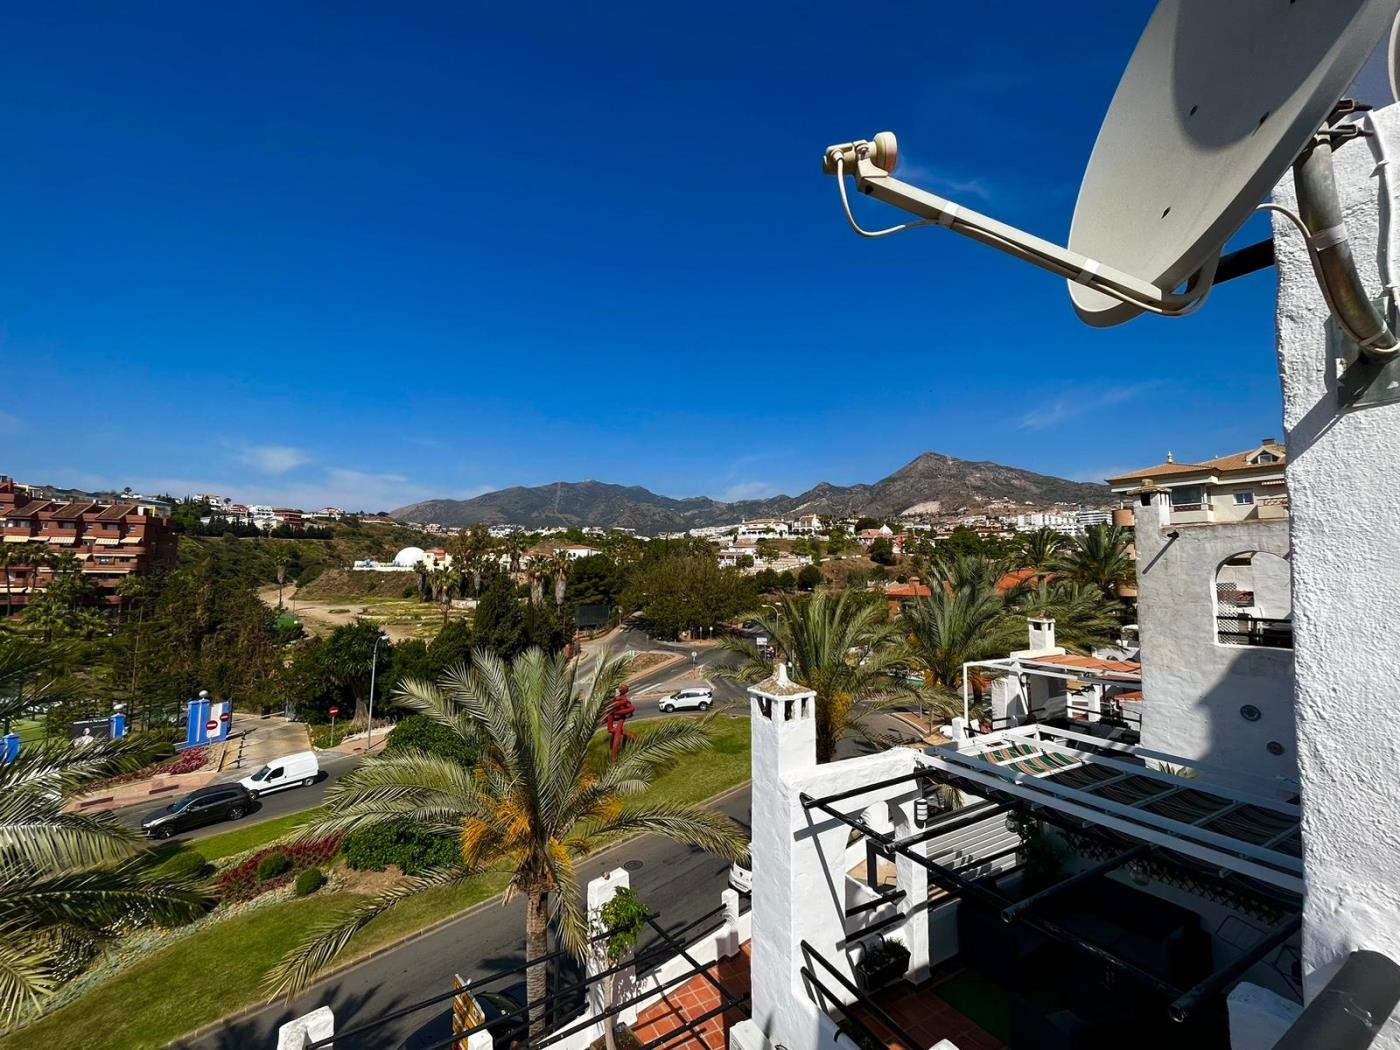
[1216,551,1292,648]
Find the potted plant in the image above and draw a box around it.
[854,936,910,991]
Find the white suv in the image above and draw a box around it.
[659,687,713,713]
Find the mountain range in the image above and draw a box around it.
[391,453,1110,533]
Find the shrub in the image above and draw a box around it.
[294,868,327,896]
[88,745,209,791]
[154,849,209,880]
[384,714,475,765]
[256,851,292,880]
[344,823,459,874]
[213,835,343,902]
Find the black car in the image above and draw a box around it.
[141,783,253,839]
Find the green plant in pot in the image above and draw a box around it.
[855,936,910,990]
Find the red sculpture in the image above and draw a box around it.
[605,684,636,762]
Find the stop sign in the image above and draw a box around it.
[329,706,340,717]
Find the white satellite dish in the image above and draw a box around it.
[1071,0,1400,326]
[823,0,1400,349]
[1390,10,1400,104]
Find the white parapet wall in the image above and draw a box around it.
[1273,100,1400,1047]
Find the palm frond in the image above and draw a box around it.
[265,865,473,999]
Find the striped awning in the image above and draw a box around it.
[981,741,1082,777]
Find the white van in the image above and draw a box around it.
[239,751,319,799]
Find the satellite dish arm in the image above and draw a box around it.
[824,137,1209,316]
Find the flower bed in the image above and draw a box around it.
[87,746,209,791]
[212,834,344,903]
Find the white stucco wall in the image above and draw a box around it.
[747,682,930,1050]
[1132,491,1298,782]
[1274,102,1400,1044]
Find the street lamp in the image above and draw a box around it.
[366,632,390,754]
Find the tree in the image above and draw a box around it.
[428,618,473,671]
[853,517,883,533]
[382,712,475,765]
[1018,527,1066,573]
[1055,524,1135,603]
[539,550,571,609]
[902,575,1026,712]
[448,524,494,596]
[755,539,781,564]
[0,646,207,1023]
[868,537,896,566]
[718,591,909,762]
[797,564,823,591]
[269,649,747,1035]
[1018,579,1121,652]
[473,572,527,658]
[426,564,457,626]
[319,620,389,724]
[622,555,753,639]
[595,887,650,1050]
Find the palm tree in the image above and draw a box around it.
[718,591,909,762]
[1018,579,1121,652]
[902,577,1026,713]
[0,637,207,1024]
[1056,524,1135,602]
[268,648,747,1033]
[427,564,457,626]
[540,550,571,609]
[503,534,527,576]
[1019,527,1067,573]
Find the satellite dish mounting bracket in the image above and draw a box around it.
[823,134,1213,319]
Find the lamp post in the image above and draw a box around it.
[366,632,389,754]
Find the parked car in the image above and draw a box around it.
[659,687,713,713]
[141,784,253,839]
[238,750,319,799]
[729,860,753,894]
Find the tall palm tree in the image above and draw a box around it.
[1018,527,1067,573]
[902,578,1026,705]
[718,591,909,762]
[540,550,571,609]
[268,649,746,1033]
[427,564,457,626]
[503,534,527,576]
[1056,524,1135,602]
[0,637,207,1024]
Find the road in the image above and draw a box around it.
[177,788,754,1050]
[109,750,362,844]
[171,723,919,1050]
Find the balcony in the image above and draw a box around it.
[1217,615,1293,649]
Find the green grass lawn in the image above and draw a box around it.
[1,716,753,1050]
[11,719,48,746]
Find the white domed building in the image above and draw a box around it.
[393,546,428,569]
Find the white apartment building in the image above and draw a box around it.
[1107,442,1289,527]
[736,519,790,539]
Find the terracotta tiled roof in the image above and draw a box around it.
[1024,652,1142,679]
[1106,442,1286,484]
[884,580,931,599]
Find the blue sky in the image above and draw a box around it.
[0,2,1287,512]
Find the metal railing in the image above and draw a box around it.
[1217,615,1294,649]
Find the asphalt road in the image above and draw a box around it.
[168,721,920,1050]
[109,750,362,844]
[176,788,754,1050]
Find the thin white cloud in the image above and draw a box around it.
[238,445,311,475]
[1019,382,1164,431]
[722,480,780,501]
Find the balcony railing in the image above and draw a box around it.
[1217,615,1293,649]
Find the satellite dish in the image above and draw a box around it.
[1070,0,1400,326]
[1390,11,1400,104]
[823,0,1400,337]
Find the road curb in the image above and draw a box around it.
[163,777,753,1048]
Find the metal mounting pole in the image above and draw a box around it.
[1294,137,1398,361]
